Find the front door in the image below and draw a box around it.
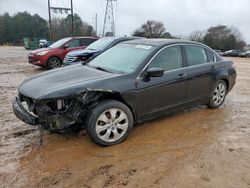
[135,45,189,121]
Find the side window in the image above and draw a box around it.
[185,45,207,66]
[206,49,216,62]
[148,46,182,71]
[80,38,96,46]
[66,39,80,48]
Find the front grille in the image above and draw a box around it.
[64,55,77,63]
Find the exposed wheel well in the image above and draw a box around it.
[87,91,135,121]
[221,78,229,91]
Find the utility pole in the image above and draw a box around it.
[48,0,52,40]
[95,13,98,36]
[102,0,116,37]
[48,0,74,39]
[70,0,74,37]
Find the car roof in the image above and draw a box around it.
[99,36,143,41]
[124,38,207,48]
[73,36,98,39]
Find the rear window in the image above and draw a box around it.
[185,45,207,66]
[80,38,97,46]
[67,39,80,48]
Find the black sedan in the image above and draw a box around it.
[63,37,141,66]
[12,39,237,146]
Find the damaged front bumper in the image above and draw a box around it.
[12,97,39,125]
[12,91,102,131]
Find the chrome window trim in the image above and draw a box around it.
[137,43,212,79]
[137,44,183,79]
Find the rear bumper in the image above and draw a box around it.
[12,97,39,125]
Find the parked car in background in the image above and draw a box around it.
[239,51,250,57]
[39,39,48,48]
[63,37,141,66]
[222,50,233,56]
[28,37,98,69]
[13,39,236,146]
[214,50,223,56]
[223,49,244,57]
[42,41,54,48]
[229,50,244,57]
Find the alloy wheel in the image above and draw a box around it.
[213,83,226,106]
[95,108,129,143]
[48,57,61,69]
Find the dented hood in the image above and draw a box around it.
[19,64,116,100]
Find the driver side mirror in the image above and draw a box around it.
[63,44,69,49]
[146,67,164,78]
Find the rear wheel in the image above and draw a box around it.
[208,80,227,109]
[47,57,62,69]
[86,100,133,146]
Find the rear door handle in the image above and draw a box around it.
[177,73,187,78]
[211,65,217,69]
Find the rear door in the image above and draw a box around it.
[136,45,189,120]
[184,45,217,102]
[61,39,82,58]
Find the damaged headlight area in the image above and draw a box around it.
[13,92,101,132]
[47,99,73,112]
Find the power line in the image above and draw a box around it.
[47,0,74,40]
[102,0,116,37]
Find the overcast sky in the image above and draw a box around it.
[0,0,250,43]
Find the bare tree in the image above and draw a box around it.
[188,30,205,42]
[132,20,172,38]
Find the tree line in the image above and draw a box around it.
[0,11,95,45]
[0,12,246,50]
[132,20,246,51]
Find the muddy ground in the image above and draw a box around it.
[0,46,249,188]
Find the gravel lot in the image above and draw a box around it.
[0,46,250,188]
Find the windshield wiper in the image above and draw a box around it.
[87,48,96,51]
[84,64,114,73]
[94,66,113,73]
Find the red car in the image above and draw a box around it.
[28,37,98,69]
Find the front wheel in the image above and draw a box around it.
[208,80,227,109]
[86,100,134,146]
[47,57,62,69]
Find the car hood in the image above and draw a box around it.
[67,49,100,57]
[19,64,116,100]
[30,47,58,54]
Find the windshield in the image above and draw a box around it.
[49,37,71,48]
[86,38,115,51]
[88,43,155,74]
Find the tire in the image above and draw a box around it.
[47,57,62,69]
[86,100,134,146]
[208,80,227,109]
